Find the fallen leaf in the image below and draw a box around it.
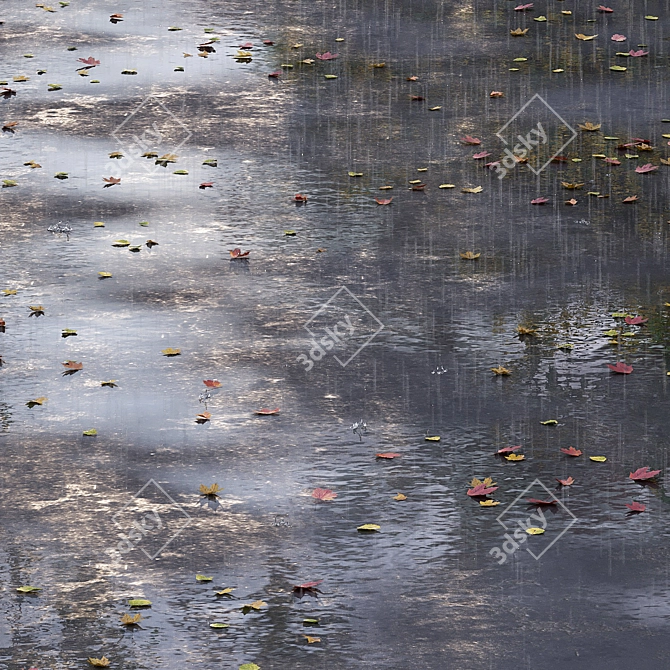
[629,466,661,481]
[479,499,500,506]
[304,636,321,643]
[607,362,633,374]
[62,360,83,371]
[200,483,222,497]
[394,493,407,501]
[120,613,141,626]
[561,447,582,457]
[424,436,441,441]
[315,52,338,60]
[101,380,117,388]
[490,91,504,97]
[579,122,601,131]
[195,412,211,424]
[210,622,229,629]
[294,193,308,202]
[517,325,536,335]
[255,408,280,415]
[98,272,112,278]
[625,316,647,325]
[598,5,614,12]
[376,452,401,459]
[473,151,491,159]
[203,379,221,388]
[510,28,529,36]
[82,429,97,436]
[623,195,638,203]
[630,49,648,57]
[460,251,480,260]
[215,587,235,595]
[531,197,549,205]
[103,176,121,187]
[526,527,545,535]
[636,163,658,174]
[626,501,646,512]
[16,585,41,592]
[575,34,598,41]
[460,135,481,145]
[467,481,499,496]
[491,366,510,375]
[590,456,607,462]
[196,574,213,582]
[565,198,578,206]
[556,476,575,486]
[229,248,250,259]
[357,524,380,532]
[497,445,522,454]
[375,197,393,205]
[562,182,584,189]
[199,182,214,189]
[505,453,525,461]
[312,488,337,501]
[26,397,47,408]
[161,348,181,357]
[87,658,110,667]
[462,186,483,193]
[128,599,151,607]
[540,419,558,425]
[528,498,557,506]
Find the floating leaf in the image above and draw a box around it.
[439,184,456,189]
[629,466,661,481]
[590,456,607,462]
[82,429,97,436]
[241,600,266,613]
[196,574,213,582]
[121,613,141,626]
[17,585,41,593]
[161,348,181,357]
[575,34,598,41]
[215,587,235,595]
[491,366,511,375]
[357,524,380,532]
[312,488,337,501]
[556,476,575,486]
[210,622,229,628]
[626,501,646,513]
[87,658,110,667]
[424,436,441,441]
[610,66,627,72]
[540,419,558,425]
[607,362,633,374]
[505,453,525,461]
[394,493,407,501]
[526,527,545,535]
[128,599,151,607]
[101,380,117,388]
[460,251,480,260]
[26,397,47,408]
[98,272,112,278]
[255,407,280,415]
[239,665,260,670]
[376,452,401,459]
[462,186,483,193]
[112,240,129,247]
[480,499,500,506]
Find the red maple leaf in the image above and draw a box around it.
[556,476,575,486]
[473,151,491,159]
[635,163,658,174]
[514,3,534,10]
[203,379,221,388]
[375,197,393,205]
[625,316,647,325]
[410,95,425,101]
[561,446,582,457]
[629,466,661,481]
[255,408,280,415]
[103,176,121,187]
[629,50,648,57]
[376,452,401,459]
[62,360,83,370]
[597,5,613,12]
[607,362,633,374]
[467,483,498,496]
[315,52,338,60]
[263,40,274,46]
[528,498,557,505]
[78,56,100,66]
[461,135,481,145]
[531,197,549,205]
[268,71,281,78]
[229,248,250,258]
[626,501,646,512]
[497,445,522,454]
[199,182,213,189]
[312,488,337,501]
[604,158,621,165]
[623,195,638,203]
[294,194,308,202]
[239,42,253,49]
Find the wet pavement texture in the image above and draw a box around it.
[0,0,670,668]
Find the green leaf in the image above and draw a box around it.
[83,429,97,436]
[513,57,528,62]
[54,172,68,179]
[202,158,217,167]
[62,328,78,336]
[173,169,189,175]
[48,83,62,91]
[112,240,130,247]
[196,574,213,582]
[303,618,320,625]
[17,585,41,593]
[210,622,229,628]
[348,171,363,177]
[534,15,547,21]
[239,664,260,670]
[2,180,17,187]
[610,66,627,72]
[324,74,338,79]
[138,221,149,226]
[284,230,296,236]
[128,599,151,607]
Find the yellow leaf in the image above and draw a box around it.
[161,348,181,356]
[578,122,601,131]
[424,436,441,441]
[121,613,141,625]
[393,493,407,501]
[590,456,607,462]
[491,366,511,375]
[94,221,105,227]
[526,527,544,535]
[196,574,213,582]
[505,453,525,461]
[199,483,222,496]
[517,325,536,335]
[479,499,500,506]
[540,420,558,425]
[461,186,483,193]
[510,28,529,36]
[575,33,598,41]
[88,658,110,668]
[562,182,584,189]
[215,587,235,595]
[304,635,321,643]
[357,524,380,532]
[249,600,266,609]
[439,184,456,189]
[460,251,481,260]
[98,272,112,278]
